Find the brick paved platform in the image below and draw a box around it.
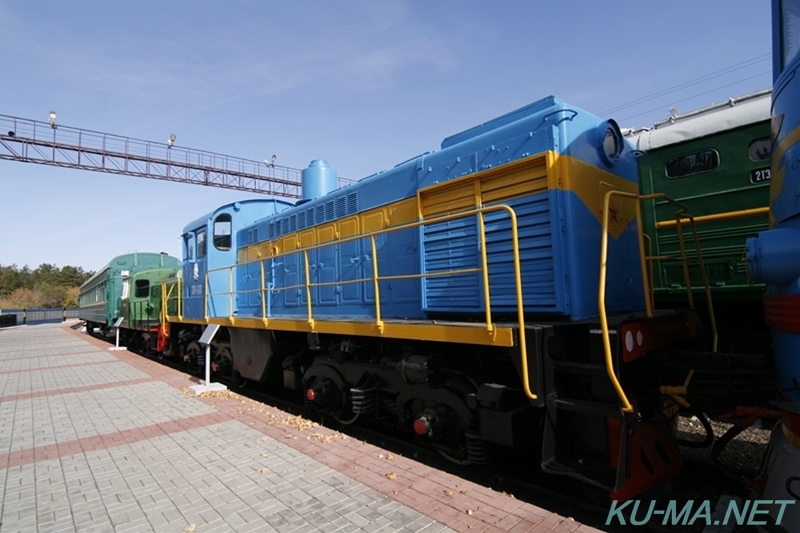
[0,322,601,533]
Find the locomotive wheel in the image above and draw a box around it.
[216,346,245,388]
[404,394,472,465]
[127,335,142,355]
[230,370,247,389]
[335,412,359,425]
[185,342,203,370]
[438,449,471,466]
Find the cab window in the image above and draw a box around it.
[213,214,232,251]
[665,150,719,179]
[184,234,195,261]
[135,280,150,298]
[197,230,207,258]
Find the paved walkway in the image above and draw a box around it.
[0,322,600,533]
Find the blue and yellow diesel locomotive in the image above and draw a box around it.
[162,95,700,501]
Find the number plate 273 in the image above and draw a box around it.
[750,168,771,183]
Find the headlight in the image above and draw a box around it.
[597,119,624,167]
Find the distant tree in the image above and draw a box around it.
[64,286,80,308]
[4,287,36,308]
[0,264,30,296]
[0,263,93,308]
[57,265,91,287]
[33,283,67,308]
[0,265,20,296]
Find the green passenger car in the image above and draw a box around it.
[78,252,180,333]
[626,89,771,302]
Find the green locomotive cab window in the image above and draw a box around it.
[213,214,232,251]
[134,280,149,298]
[665,149,719,179]
[197,230,207,258]
[749,137,771,161]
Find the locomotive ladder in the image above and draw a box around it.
[599,190,718,412]
[541,191,718,498]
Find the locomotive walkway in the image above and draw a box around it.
[0,322,600,533]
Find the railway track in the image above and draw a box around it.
[90,330,768,533]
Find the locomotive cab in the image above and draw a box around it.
[180,199,292,321]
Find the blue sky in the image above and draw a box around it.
[1,1,771,272]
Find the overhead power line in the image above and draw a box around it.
[617,70,772,124]
[599,53,771,118]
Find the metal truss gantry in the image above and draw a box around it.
[0,114,347,199]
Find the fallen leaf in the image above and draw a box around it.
[261,453,268,458]
[260,468,269,474]
[309,432,337,443]
[467,509,474,515]
[385,473,398,480]
[443,489,453,497]
[184,525,196,533]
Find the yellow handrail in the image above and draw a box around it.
[162,277,182,321]
[204,275,209,321]
[203,204,536,401]
[259,260,267,325]
[674,215,719,352]
[655,206,768,229]
[370,235,383,333]
[599,191,717,413]
[599,191,637,413]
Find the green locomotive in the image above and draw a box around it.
[78,252,180,337]
[626,89,771,353]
